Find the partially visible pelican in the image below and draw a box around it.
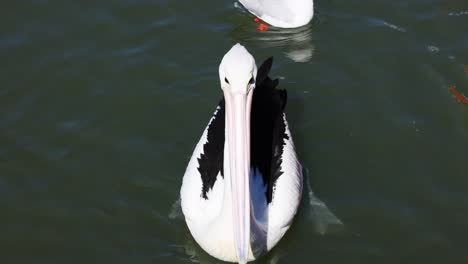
[238,0,314,28]
[180,44,303,263]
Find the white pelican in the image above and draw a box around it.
[238,0,314,28]
[180,44,303,263]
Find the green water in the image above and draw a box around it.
[1,1,468,263]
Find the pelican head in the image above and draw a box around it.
[219,44,257,94]
[218,43,257,263]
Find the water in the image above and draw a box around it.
[1,1,468,263]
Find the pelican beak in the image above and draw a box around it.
[224,84,253,264]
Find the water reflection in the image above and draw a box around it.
[230,19,315,63]
[254,26,315,63]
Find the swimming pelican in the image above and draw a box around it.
[238,0,314,28]
[180,44,303,263]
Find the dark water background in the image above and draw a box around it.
[1,1,468,263]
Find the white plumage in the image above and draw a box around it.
[239,0,314,28]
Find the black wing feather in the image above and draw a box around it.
[251,57,289,203]
[197,100,225,199]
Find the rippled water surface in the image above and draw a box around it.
[1,1,468,263]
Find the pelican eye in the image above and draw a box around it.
[249,76,255,85]
[224,77,230,84]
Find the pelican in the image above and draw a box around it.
[238,0,314,28]
[180,44,303,263]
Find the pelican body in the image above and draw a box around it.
[239,0,314,28]
[180,44,303,263]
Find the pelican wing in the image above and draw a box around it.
[251,57,289,203]
[197,100,225,199]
